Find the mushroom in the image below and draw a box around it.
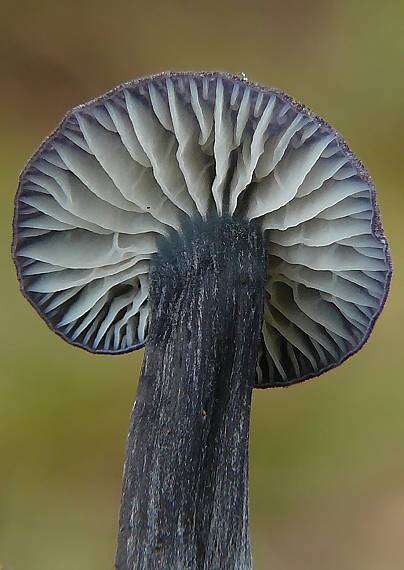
[12,71,391,569]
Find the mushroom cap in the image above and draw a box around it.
[13,71,391,387]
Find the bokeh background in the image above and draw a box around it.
[1,1,403,568]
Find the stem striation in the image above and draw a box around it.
[116,216,266,570]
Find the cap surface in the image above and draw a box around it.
[13,71,391,387]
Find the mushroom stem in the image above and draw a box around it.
[115,217,266,570]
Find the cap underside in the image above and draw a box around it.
[13,72,391,387]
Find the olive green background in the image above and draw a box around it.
[1,1,403,568]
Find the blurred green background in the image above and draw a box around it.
[1,0,403,568]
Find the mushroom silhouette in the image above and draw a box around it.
[13,71,391,569]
